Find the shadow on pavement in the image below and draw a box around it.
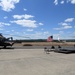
[0,47,14,50]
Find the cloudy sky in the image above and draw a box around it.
[0,0,75,39]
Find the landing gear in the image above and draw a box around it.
[3,46,6,49]
[51,46,55,49]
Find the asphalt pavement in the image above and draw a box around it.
[0,46,75,75]
[13,45,75,49]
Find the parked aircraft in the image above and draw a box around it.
[0,33,14,48]
[0,33,30,48]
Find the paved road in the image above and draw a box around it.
[0,48,75,75]
[0,45,75,49]
[13,45,75,49]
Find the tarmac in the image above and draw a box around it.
[0,47,75,75]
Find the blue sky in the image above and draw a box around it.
[0,0,75,40]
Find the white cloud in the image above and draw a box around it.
[53,0,75,5]
[0,28,3,30]
[13,14,34,19]
[60,0,64,4]
[54,17,74,31]
[6,31,10,33]
[0,22,10,26]
[67,0,75,4]
[60,22,72,29]
[11,19,37,28]
[24,14,34,19]
[39,23,43,25]
[24,8,27,11]
[13,15,23,19]
[54,26,72,30]
[4,16,8,19]
[0,24,4,27]
[41,28,44,30]
[63,25,72,29]
[60,22,69,26]
[54,22,72,30]
[34,31,51,39]
[53,28,62,30]
[27,29,33,32]
[44,31,49,35]
[71,0,75,4]
[11,30,15,32]
[5,31,51,39]
[67,0,70,3]
[0,0,20,12]
[59,31,64,34]
[24,31,50,39]
[54,0,58,5]
[24,32,42,39]
[65,18,74,22]
[12,14,44,28]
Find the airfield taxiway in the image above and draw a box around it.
[0,46,75,75]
